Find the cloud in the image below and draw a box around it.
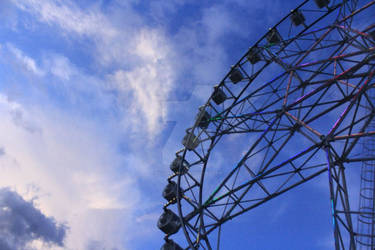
[0,93,146,249]
[8,0,252,141]
[10,0,177,139]
[0,1,295,249]
[85,240,116,250]
[0,188,66,249]
[108,28,175,137]
[6,43,44,76]
[0,94,41,134]
[46,54,75,81]
[10,0,140,67]
[11,0,117,39]
[10,109,41,134]
[0,0,19,30]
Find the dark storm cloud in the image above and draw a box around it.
[0,188,67,249]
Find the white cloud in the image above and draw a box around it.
[0,94,146,249]
[2,43,76,81]
[6,43,44,76]
[107,28,175,137]
[9,0,252,141]
[167,3,246,88]
[11,0,142,67]
[11,0,178,139]
[0,0,294,249]
[11,0,117,39]
[200,5,241,42]
[47,54,75,80]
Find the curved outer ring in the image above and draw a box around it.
[174,0,363,248]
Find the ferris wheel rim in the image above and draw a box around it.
[160,1,375,249]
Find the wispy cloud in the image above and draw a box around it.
[11,0,177,140]
[11,0,117,39]
[0,0,289,249]
[6,43,44,76]
[109,29,175,137]
[46,54,75,80]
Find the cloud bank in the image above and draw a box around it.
[0,0,291,249]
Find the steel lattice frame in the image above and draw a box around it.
[159,0,375,249]
[357,85,375,248]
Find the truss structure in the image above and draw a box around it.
[357,84,375,248]
[159,0,375,249]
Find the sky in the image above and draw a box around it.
[0,0,372,249]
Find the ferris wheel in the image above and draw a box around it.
[158,0,375,249]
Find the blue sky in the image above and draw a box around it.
[0,0,372,249]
